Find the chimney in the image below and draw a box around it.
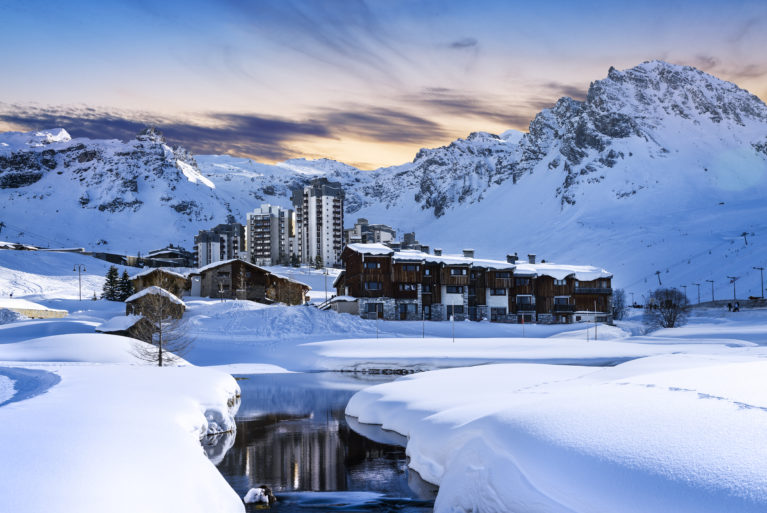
[463,249,475,258]
[506,254,518,264]
[528,253,536,264]
[434,248,442,256]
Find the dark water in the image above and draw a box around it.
[208,372,436,512]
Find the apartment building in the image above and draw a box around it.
[292,178,344,267]
[193,223,246,267]
[245,204,295,266]
[334,244,613,324]
[345,218,396,245]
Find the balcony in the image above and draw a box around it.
[574,287,612,295]
[553,304,576,313]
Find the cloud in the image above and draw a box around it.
[450,37,478,49]
[0,102,450,161]
[404,88,537,128]
[541,81,587,101]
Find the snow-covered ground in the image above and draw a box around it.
[347,355,767,512]
[5,251,767,511]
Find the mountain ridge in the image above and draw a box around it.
[2,60,767,297]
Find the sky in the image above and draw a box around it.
[1,0,766,169]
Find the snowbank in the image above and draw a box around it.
[0,364,242,513]
[0,333,175,364]
[347,355,767,513]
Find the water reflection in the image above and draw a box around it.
[214,372,435,511]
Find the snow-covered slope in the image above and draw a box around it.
[2,61,767,297]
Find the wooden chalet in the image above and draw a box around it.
[336,244,613,324]
[125,286,186,319]
[130,268,190,298]
[189,259,309,305]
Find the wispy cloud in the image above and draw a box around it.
[0,102,450,161]
[449,37,478,49]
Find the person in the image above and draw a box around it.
[8,291,12,298]
[727,302,732,312]
[735,301,740,312]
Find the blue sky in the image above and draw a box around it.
[1,0,766,168]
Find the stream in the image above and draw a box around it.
[208,372,436,512]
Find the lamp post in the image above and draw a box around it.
[693,283,701,304]
[753,267,765,299]
[706,280,715,302]
[73,264,86,301]
[630,291,635,307]
[727,276,738,302]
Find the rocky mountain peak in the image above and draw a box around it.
[135,126,166,144]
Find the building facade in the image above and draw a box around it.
[245,204,295,266]
[292,178,344,267]
[193,223,246,267]
[335,244,613,324]
[344,218,396,245]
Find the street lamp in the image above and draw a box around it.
[706,280,715,302]
[753,267,765,299]
[727,276,739,302]
[693,283,701,304]
[73,264,86,301]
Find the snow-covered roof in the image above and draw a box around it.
[332,271,345,288]
[191,258,269,275]
[96,315,144,333]
[0,240,38,250]
[0,298,62,312]
[125,286,186,306]
[269,273,311,289]
[129,267,190,281]
[330,295,357,303]
[344,243,612,278]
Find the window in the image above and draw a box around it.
[403,264,419,271]
[496,272,511,279]
[554,279,566,286]
[574,280,580,288]
[450,268,467,276]
[364,262,380,269]
[491,288,507,295]
[422,284,432,293]
[447,305,464,315]
[217,271,230,278]
[366,303,382,313]
[554,296,570,305]
[516,295,533,306]
[491,307,507,319]
[424,268,432,276]
[365,281,382,290]
[399,303,417,314]
[398,283,417,291]
[446,285,463,294]
[515,278,530,286]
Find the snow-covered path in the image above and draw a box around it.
[0,366,60,407]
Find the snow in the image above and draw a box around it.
[176,159,215,188]
[96,314,143,332]
[0,319,243,513]
[346,355,767,513]
[0,374,13,404]
[125,285,185,306]
[0,128,71,150]
[330,295,357,302]
[0,297,64,311]
[243,488,269,504]
[128,267,190,281]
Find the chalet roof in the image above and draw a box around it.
[191,258,269,275]
[332,270,345,288]
[96,314,144,333]
[344,243,612,279]
[330,295,357,303]
[129,267,190,281]
[268,272,311,290]
[125,286,186,307]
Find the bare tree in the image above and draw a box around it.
[644,288,690,329]
[130,289,192,366]
[611,289,628,320]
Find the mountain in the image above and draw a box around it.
[2,60,767,298]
